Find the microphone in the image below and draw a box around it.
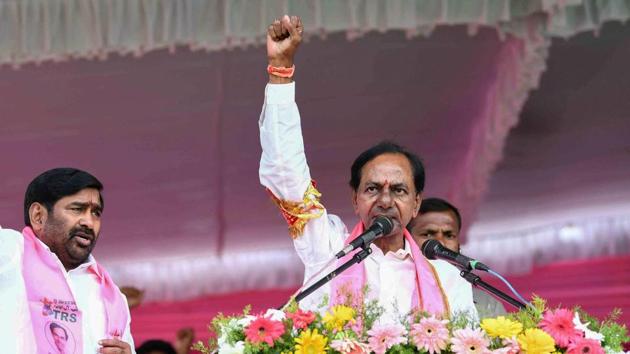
[421,239,490,272]
[335,216,394,258]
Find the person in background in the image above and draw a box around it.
[136,328,194,354]
[408,197,507,319]
[136,340,176,354]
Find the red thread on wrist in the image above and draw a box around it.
[267,64,295,78]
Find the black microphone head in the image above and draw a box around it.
[421,239,441,260]
[372,215,394,235]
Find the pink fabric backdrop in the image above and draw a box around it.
[0,26,541,301]
[466,22,630,273]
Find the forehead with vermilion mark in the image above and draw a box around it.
[359,153,415,191]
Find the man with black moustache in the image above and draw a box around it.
[0,168,134,353]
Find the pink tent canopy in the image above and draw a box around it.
[1,5,629,307]
[1,25,535,299]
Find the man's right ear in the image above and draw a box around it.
[351,190,359,215]
[29,203,48,232]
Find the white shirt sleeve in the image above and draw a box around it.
[259,83,351,313]
[119,294,136,353]
[0,228,22,286]
[259,82,348,271]
[0,228,25,354]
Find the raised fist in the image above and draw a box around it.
[267,15,303,68]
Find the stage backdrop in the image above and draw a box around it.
[0,0,628,307]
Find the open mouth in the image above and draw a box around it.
[72,232,93,247]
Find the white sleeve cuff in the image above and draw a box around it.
[265,82,295,104]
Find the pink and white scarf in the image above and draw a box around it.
[22,227,128,354]
[330,222,449,317]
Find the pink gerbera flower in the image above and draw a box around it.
[367,323,407,354]
[491,336,520,354]
[330,338,370,354]
[243,315,285,347]
[450,328,491,354]
[503,336,520,354]
[286,308,316,330]
[539,309,582,348]
[409,316,450,354]
[567,337,605,354]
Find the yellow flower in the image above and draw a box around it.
[481,316,523,339]
[322,305,355,331]
[294,328,328,354]
[518,328,556,354]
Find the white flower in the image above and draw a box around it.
[218,341,245,354]
[263,308,286,321]
[603,346,630,354]
[236,315,256,327]
[573,312,605,342]
[218,318,242,346]
[217,331,228,347]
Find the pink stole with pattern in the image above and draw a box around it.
[21,227,127,354]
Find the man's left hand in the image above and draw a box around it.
[98,338,132,353]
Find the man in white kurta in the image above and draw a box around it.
[0,227,135,353]
[259,15,477,324]
[0,168,134,353]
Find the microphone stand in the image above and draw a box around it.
[458,269,526,310]
[295,245,373,303]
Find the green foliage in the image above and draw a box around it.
[574,306,602,331]
[317,293,330,311]
[387,344,419,354]
[284,298,299,313]
[191,340,212,354]
[599,309,629,352]
[242,304,252,316]
[508,294,545,330]
[449,311,478,330]
[361,298,385,338]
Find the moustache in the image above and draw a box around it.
[70,227,95,239]
[372,208,399,220]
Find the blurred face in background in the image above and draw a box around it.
[409,210,460,252]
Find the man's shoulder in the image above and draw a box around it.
[0,227,23,250]
[0,227,24,272]
[0,226,22,235]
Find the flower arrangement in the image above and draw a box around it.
[193,295,629,354]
